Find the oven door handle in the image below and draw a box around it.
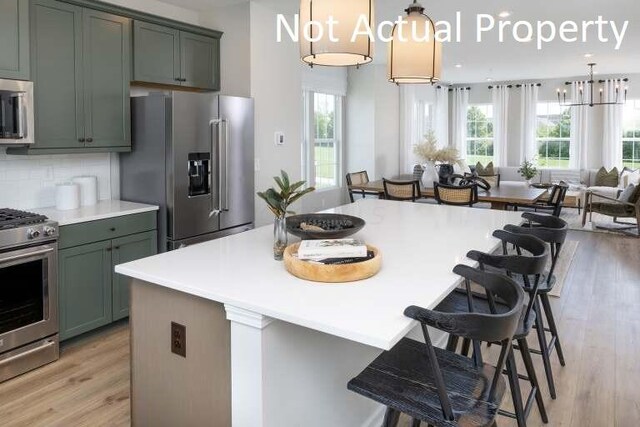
[0,247,54,265]
[0,339,56,367]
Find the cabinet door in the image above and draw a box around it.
[133,21,180,86]
[30,0,84,149]
[0,0,29,79]
[111,231,157,321]
[59,240,113,341]
[82,9,131,149]
[180,31,219,91]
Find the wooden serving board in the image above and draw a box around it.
[283,243,381,283]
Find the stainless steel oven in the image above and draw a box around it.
[0,79,34,146]
[0,209,59,383]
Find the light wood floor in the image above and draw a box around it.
[0,231,638,427]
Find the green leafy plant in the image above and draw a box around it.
[413,130,460,164]
[518,158,538,180]
[257,170,315,218]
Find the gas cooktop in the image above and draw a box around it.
[0,208,58,250]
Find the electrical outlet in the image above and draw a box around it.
[274,131,285,146]
[171,322,186,357]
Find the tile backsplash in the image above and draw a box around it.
[0,148,117,210]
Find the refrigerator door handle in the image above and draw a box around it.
[209,119,222,217]
[220,119,229,212]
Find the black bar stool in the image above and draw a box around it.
[348,266,525,427]
[435,231,550,427]
[504,212,569,399]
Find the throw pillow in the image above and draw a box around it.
[621,167,640,187]
[476,161,495,176]
[594,167,619,187]
[617,184,636,203]
[629,184,640,205]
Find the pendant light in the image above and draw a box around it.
[299,0,374,67]
[388,1,442,84]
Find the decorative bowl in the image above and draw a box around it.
[286,213,365,240]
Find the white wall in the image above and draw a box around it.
[346,65,400,180]
[0,149,113,209]
[200,3,251,97]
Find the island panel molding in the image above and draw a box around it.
[225,304,274,329]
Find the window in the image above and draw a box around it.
[536,102,571,168]
[303,92,343,189]
[466,104,494,165]
[623,99,640,169]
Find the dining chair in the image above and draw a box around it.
[503,212,569,399]
[346,171,378,203]
[433,182,479,207]
[348,265,524,427]
[435,231,550,427]
[512,183,569,217]
[383,178,420,202]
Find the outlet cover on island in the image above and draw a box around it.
[274,131,285,146]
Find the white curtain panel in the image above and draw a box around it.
[399,86,416,173]
[492,86,510,166]
[570,81,589,169]
[602,79,624,169]
[520,83,539,163]
[450,88,469,159]
[434,85,449,149]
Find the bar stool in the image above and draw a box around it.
[435,231,550,427]
[348,265,525,427]
[503,212,568,399]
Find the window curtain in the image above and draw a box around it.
[520,84,538,163]
[433,85,449,149]
[450,88,469,160]
[570,81,589,169]
[492,86,509,166]
[399,86,418,173]
[602,79,624,169]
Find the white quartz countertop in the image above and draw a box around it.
[34,200,159,226]
[115,199,523,350]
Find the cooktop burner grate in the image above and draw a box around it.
[0,209,48,230]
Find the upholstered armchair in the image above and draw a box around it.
[582,187,640,237]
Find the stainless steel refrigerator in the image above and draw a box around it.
[121,92,254,251]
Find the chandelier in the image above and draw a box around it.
[557,63,628,107]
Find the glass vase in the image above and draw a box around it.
[273,216,288,260]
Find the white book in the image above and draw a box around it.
[297,239,368,260]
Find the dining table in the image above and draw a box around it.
[351,176,549,210]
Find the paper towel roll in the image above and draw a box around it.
[72,175,98,206]
[55,183,80,211]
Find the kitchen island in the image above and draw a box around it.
[115,199,523,427]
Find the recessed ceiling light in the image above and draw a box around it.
[584,53,593,58]
[498,11,511,18]
[455,64,462,68]
[486,78,494,82]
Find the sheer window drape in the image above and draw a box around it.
[492,86,510,166]
[450,88,469,160]
[520,84,538,163]
[570,81,589,169]
[602,79,624,169]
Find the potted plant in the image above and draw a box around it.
[518,158,538,185]
[413,130,460,185]
[257,170,315,260]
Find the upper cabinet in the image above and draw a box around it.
[17,0,131,154]
[133,21,220,91]
[0,0,30,80]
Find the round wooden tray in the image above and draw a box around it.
[283,243,381,283]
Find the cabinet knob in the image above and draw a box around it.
[114,246,120,250]
[78,138,85,143]
[109,227,116,232]
[86,137,93,143]
[106,247,112,252]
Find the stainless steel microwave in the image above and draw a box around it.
[0,79,34,146]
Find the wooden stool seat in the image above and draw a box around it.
[348,337,506,427]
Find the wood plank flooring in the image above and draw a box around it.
[0,230,638,427]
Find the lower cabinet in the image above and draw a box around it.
[58,213,157,341]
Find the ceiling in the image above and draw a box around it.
[159,0,640,83]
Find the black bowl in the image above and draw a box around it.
[286,214,366,240]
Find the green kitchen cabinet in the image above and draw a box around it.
[179,31,219,90]
[111,230,157,321]
[0,0,30,80]
[58,212,158,340]
[133,21,220,91]
[58,240,113,341]
[19,0,131,154]
[132,20,180,86]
